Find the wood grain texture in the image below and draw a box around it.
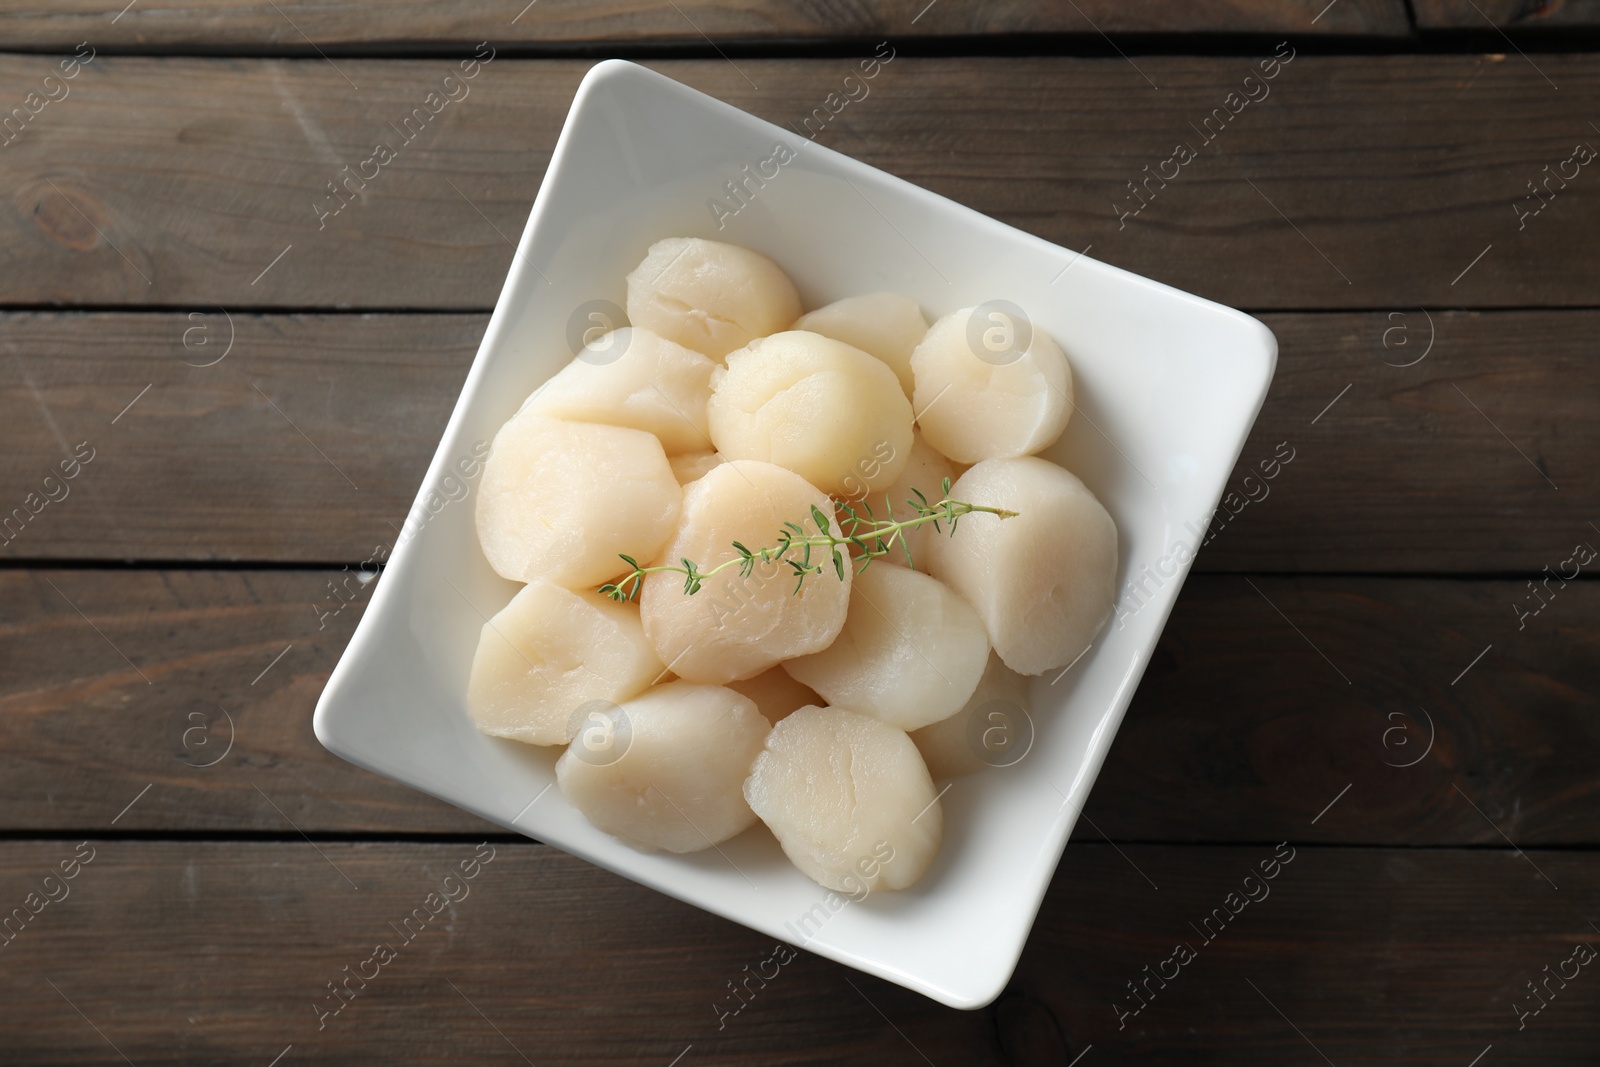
[2,55,1598,311]
[2,310,1594,570]
[0,312,475,564]
[0,0,1414,50]
[1084,575,1600,845]
[1020,842,1598,1063]
[0,568,494,835]
[0,840,1594,1063]
[4,569,1595,844]
[0,16,1590,1065]
[1203,309,1596,573]
[1413,0,1600,29]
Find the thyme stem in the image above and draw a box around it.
[600,480,1017,602]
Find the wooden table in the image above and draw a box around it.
[3,2,1598,1062]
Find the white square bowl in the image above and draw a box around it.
[314,59,1276,1009]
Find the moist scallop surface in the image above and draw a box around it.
[910,305,1074,463]
[625,237,801,359]
[708,330,914,498]
[743,705,943,893]
[467,579,665,746]
[638,460,852,685]
[911,651,1033,780]
[862,431,955,569]
[522,326,716,456]
[927,456,1117,675]
[476,412,681,588]
[792,291,928,398]
[555,682,770,854]
[782,564,990,731]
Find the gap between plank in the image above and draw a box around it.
[0,831,1599,852]
[5,33,1600,62]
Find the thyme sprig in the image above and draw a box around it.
[600,478,1018,602]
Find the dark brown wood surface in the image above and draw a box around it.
[3,6,1597,1063]
[4,569,1594,845]
[0,567,482,835]
[2,55,1598,312]
[1218,310,1595,574]
[1413,0,1600,29]
[0,312,475,564]
[0,840,1593,1065]
[1086,575,1600,845]
[3,310,1593,571]
[0,0,1414,50]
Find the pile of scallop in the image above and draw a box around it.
[468,237,1117,894]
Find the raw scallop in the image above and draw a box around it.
[783,564,989,731]
[708,330,913,498]
[556,682,769,853]
[726,667,821,725]
[467,580,664,745]
[639,460,851,684]
[625,237,801,359]
[910,305,1073,463]
[668,450,723,485]
[476,412,680,588]
[911,652,1033,779]
[743,705,941,892]
[522,327,716,455]
[864,431,955,569]
[793,292,928,398]
[926,457,1116,675]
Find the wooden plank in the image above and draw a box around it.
[0,1,1414,50]
[3,310,1594,570]
[0,568,494,835]
[1023,843,1599,1062]
[0,840,1594,1062]
[1083,575,1600,845]
[1414,0,1600,30]
[0,312,474,564]
[1,55,1597,311]
[1202,309,1596,573]
[4,570,1595,845]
